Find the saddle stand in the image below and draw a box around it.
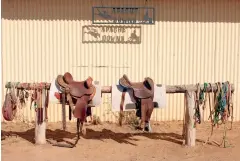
[54,72,96,148]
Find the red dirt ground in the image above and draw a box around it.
[2,121,240,161]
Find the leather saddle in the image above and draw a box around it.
[119,74,154,131]
[119,74,154,98]
[56,72,96,121]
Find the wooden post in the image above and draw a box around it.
[35,89,46,144]
[62,92,66,130]
[184,91,196,146]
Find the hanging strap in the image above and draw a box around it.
[119,90,126,126]
[194,83,201,124]
[37,89,43,124]
[45,89,49,121]
[209,83,214,136]
[227,83,233,129]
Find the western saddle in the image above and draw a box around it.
[119,74,154,132]
[56,72,96,148]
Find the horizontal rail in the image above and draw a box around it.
[5,82,235,93]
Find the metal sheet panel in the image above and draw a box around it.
[1,0,240,122]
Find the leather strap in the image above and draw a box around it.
[119,91,126,126]
[89,86,96,101]
[19,89,25,105]
[141,97,154,131]
[227,82,230,117]
[36,90,39,120]
[45,89,49,121]
[69,105,72,121]
[32,84,36,110]
[38,89,43,124]
[229,83,233,129]
[67,92,75,112]
[195,83,201,124]
[120,92,125,112]
[216,82,222,126]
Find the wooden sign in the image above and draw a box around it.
[82,25,141,44]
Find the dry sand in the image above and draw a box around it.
[2,121,240,161]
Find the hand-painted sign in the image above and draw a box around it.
[82,25,141,44]
[92,7,155,24]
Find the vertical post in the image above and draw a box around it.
[62,92,66,130]
[184,91,196,146]
[35,89,46,144]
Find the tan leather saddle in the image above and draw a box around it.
[55,72,96,148]
[57,72,96,120]
[119,74,154,132]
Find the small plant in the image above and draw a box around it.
[92,115,101,125]
[124,111,140,128]
[105,101,139,127]
[118,111,125,126]
[117,110,140,128]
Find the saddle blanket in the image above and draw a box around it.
[111,83,167,112]
[48,79,102,106]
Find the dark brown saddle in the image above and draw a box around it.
[119,74,154,132]
[57,72,96,120]
[119,74,154,99]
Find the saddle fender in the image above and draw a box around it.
[72,96,90,121]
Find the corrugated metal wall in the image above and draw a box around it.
[2,0,240,123]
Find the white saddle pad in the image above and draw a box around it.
[111,83,166,112]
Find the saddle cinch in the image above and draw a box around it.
[119,74,154,132]
[56,72,96,121]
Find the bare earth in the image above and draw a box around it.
[2,121,240,161]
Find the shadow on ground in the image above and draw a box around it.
[2,127,185,146]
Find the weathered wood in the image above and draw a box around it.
[184,92,196,147]
[35,89,47,145]
[102,82,234,93]
[101,86,112,93]
[5,82,50,90]
[5,82,234,94]
[165,83,235,93]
